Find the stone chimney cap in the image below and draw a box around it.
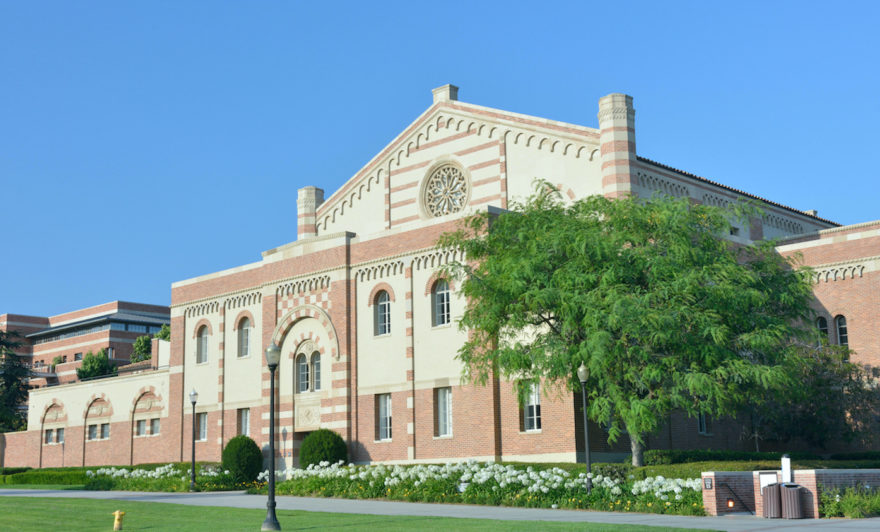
[805,209,818,216]
[432,84,459,103]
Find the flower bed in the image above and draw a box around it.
[84,463,251,492]
[259,461,704,515]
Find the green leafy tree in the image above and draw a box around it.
[131,335,152,363]
[743,342,880,451]
[155,324,170,341]
[439,187,816,466]
[51,355,63,370]
[76,349,117,380]
[0,331,29,432]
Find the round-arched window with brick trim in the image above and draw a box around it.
[423,163,469,217]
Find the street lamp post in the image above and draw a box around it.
[189,389,198,492]
[577,363,592,493]
[262,343,282,531]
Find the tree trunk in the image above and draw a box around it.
[630,436,645,467]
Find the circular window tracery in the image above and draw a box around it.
[424,164,469,217]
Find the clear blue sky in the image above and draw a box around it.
[2,1,878,317]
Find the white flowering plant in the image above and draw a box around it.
[84,462,239,492]
[258,460,704,515]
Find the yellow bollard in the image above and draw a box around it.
[112,510,125,531]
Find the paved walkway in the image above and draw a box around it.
[3,489,880,531]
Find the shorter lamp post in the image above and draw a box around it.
[189,389,198,491]
[262,343,282,531]
[577,363,592,493]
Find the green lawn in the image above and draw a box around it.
[0,497,717,531]
[0,483,85,490]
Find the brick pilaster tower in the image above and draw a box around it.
[297,186,325,239]
[597,93,636,198]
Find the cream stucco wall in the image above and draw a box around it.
[28,369,170,430]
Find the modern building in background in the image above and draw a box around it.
[0,301,170,387]
[1,86,877,469]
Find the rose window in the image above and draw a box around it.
[424,164,469,217]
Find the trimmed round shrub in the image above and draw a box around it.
[222,435,263,483]
[299,429,347,468]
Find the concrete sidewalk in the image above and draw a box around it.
[2,489,879,531]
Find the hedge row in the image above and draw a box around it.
[1,470,90,485]
[643,450,821,465]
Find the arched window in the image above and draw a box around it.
[835,315,848,346]
[431,280,451,327]
[296,354,309,393]
[374,290,391,336]
[196,326,208,364]
[816,316,828,340]
[237,317,250,358]
[311,352,321,391]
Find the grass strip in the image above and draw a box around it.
[0,496,718,531]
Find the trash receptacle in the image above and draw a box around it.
[762,482,781,518]
[780,483,803,519]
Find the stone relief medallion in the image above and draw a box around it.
[424,164,469,217]
[296,339,317,356]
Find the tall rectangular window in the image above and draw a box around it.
[150,418,160,436]
[237,408,250,436]
[376,394,392,441]
[432,281,451,327]
[196,326,208,364]
[44,429,53,444]
[100,423,110,439]
[237,318,250,358]
[56,428,64,444]
[374,291,391,336]
[136,419,146,437]
[88,424,98,441]
[523,383,542,432]
[697,413,710,435]
[197,412,207,441]
[434,387,452,437]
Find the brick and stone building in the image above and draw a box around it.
[1,86,877,469]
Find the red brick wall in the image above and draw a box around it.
[704,469,880,518]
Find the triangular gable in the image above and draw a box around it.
[314,87,601,237]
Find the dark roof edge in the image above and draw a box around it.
[636,156,840,227]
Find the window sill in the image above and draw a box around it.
[373,333,392,338]
[433,434,453,440]
[374,438,392,443]
[520,429,542,435]
[431,323,452,330]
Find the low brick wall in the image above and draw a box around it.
[702,469,880,518]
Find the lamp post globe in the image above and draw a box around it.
[262,343,281,531]
[577,363,592,493]
[189,389,198,492]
